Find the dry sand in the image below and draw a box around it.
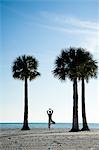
[0,128,99,150]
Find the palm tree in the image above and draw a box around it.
[12,55,40,130]
[77,48,98,131]
[53,47,80,132]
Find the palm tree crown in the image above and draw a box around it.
[53,48,81,81]
[12,55,40,81]
[76,48,98,81]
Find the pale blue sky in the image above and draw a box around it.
[0,0,99,123]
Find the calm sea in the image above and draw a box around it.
[0,123,99,129]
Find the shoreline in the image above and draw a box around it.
[0,128,99,150]
[0,123,99,130]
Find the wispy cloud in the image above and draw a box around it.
[39,11,99,53]
[64,18,99,30]
[2,4,99,53]
[3,5,99,35]
[41,24,98,35]
[40,11,99,34]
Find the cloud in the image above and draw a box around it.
[40,12,99,53]
[3,5,98,35]
[40,11,99,31]
[41,24,97,35]
[2,5,99,53]
[64,18,99,30]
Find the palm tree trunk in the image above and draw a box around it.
[81,78,89,131]
[70,78,79,132]
[21,77,30,130]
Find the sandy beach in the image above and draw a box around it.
[0,128,99,150]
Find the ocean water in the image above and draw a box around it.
[0,123,99,129]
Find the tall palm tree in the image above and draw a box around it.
[53,47,80,132]
[77,48,98,131]
[12,55,40,130]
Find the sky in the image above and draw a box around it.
[0,0,99,123]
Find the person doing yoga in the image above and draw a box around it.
[47,108,55,129]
